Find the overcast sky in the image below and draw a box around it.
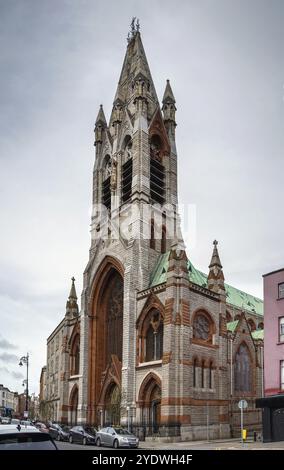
[0,0,283,395]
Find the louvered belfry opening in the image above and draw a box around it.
[122,158,133,203]
[102,176,111,210]
[150,135,165,205]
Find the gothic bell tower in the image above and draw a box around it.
[79,19,182,426]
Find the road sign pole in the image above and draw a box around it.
[241,405,243,446]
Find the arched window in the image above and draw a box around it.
[145,313,163,362]
[234,343,252,392]
[209,361,213,389]
[70,334,80,376]
[122,136,133,203]
[150,135,165,205]
[150,217,155,249]
[193,359,197,388]
[258,322,264,330]
[193,311,215,345]
[201,360,205,388]
[248,319,256,332]
[74,344,80,375]
[102,155,111,210]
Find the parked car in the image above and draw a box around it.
[49,423,70,441]
[0,417,11,424]
[96,427,139,448]
[10,419,21,425]
[0,424,58,450]
[69,425,96,445]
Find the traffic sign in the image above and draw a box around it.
[238,399,248,409]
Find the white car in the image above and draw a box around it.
[0,424,58,450]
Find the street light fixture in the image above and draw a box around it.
[19,353,29,416]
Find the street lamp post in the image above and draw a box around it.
[19,353,29,416]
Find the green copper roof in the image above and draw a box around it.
[150,252,263,316]
[227,320,239,333]
[252,329,264,340]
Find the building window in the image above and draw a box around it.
[279,283,284,299]
[234,343,252,392]
[145,319,163,362]
[161,225,166,254]
[102,155,111,210]
[193,359,197,388]
[150,218,155,249]
[209,361,213,389]
[193,311,215,344]
[281,361,284,390]
[279,317,284,343]
[201,361,205,389]
[150,135,165,205]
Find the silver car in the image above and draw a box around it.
[96,427,139,448]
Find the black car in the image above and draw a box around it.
[49,423,70,442]
[69,425,96,445]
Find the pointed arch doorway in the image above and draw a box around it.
[69,385,78,426]
[138,373,161,435]
[105,383,121,426]
[88,257,124,424]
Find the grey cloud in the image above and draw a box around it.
[0,338,17,350]
[0,353,19,364]
[0,367,24,380]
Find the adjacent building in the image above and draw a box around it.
[43,24,264,440]
[257,268,284,441]
[0,384,17,418]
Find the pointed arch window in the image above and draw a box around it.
[146,316,163,362]
[193,359,198,388]
[150,135,165,205]
[209,361,213,389]
[102,155,111,210]
[150,217,155,249]
[201,360,205,388]
[70,334,80,376]
[234,343,252,392]
[122,136,133,203]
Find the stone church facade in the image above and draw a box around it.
[44,24,264,440]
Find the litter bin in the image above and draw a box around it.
[242,429,247,441]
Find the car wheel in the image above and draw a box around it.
[69,435,73,444]
[56,434,61,441]
[113,439,119,449]
[96,437,101,447]
[83,437,87,446]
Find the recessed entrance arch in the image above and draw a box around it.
[105,383,121,426]
[69,384,78,426]
[88,256,124,424]
[138,373,161,434]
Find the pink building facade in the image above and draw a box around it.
[263,268,284,396]
[257,268,284,442]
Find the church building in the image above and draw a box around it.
[44,22,264,440]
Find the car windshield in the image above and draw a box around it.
[0,433,57,450]
[114,428,131,435]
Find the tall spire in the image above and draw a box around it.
[112,20,158,114]
[162,79,176,104]
[207,240,225,293]
[94,104,107,146]
[66,277,79,317]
